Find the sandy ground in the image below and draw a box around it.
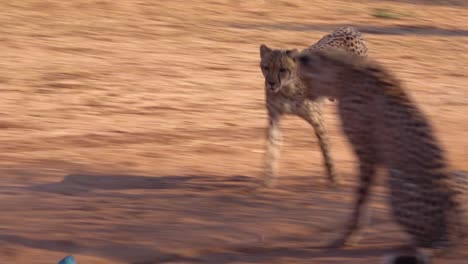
[0,1,467,263]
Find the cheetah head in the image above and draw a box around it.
[294,49,342,99]
[259,44,299,94]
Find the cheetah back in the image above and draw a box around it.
[307,26,368,57]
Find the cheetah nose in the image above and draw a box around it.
[268,81,275,87]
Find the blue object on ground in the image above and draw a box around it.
[57,255,76,264]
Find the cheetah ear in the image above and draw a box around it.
[260,44,272,58]
[286,49,299,59]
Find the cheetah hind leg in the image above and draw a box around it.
[420,170,467,257]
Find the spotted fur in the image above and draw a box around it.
[259,26,367,187]
[296,48,465,252]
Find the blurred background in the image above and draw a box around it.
[0,1,467,263]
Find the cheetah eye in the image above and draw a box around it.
[279,68,287,73]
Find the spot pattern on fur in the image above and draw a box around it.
[296,48,465,252]
[259,26,368,187]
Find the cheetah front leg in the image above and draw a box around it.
[262,113,283,188]
[328,155,376,248]
[300,109,339,186]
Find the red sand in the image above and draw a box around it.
[0,1,467,263]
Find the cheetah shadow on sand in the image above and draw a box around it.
[28,173,351,197]
[23,172,468,263]
[29,174,258,196]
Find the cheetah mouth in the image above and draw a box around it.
[269,87,281,93]
[266,84,281,93]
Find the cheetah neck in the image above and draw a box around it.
[276,77,306,97]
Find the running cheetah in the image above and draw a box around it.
[295,48,465,255]
[259,26,368,187]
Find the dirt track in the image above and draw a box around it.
[0,1,467,263]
